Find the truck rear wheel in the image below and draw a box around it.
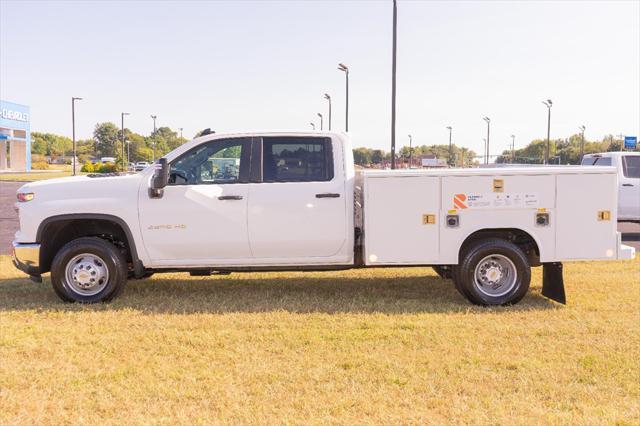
[453,239,530,306]
[50,237,128,303]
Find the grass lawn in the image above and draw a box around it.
[1,255,638,424]
[0,165,82,182]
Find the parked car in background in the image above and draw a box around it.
[582,152,640,222]
[134,161,151,172]
[100,157,117,164]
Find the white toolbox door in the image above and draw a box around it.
[556,173,618,260]
[364,176,440,264]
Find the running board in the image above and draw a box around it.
[542,262,566,304]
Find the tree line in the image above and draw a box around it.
[32,122,189,164]
[496,134,636,164]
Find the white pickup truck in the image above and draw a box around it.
[12,132,635,305]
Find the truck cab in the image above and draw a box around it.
[581,152,640,222]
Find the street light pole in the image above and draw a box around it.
[324,93,332,131]
[390,0,398,170]
[579,125,585,162]
[317,113,323,131]
[121,112,129,171]
[542,99,552,164]
[446,126,453,166]
[408,134,412,168]
[150,115,157,161]
[338,63,349,132]
[179,127,183,139]
[483,117,490,164]
[511,134,515,163]
[71,97,82,175]
[310,122,315,130]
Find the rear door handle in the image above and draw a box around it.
[218,195,243,200]
[316,193,341,198]
[622,183,634,187]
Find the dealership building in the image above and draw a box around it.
[0,100,31,172]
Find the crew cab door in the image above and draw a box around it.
[247,136,348,262]
[138,138,252,265]
[619,155,640,220]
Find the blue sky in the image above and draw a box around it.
[1,0,638,156]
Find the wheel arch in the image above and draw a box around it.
[37,214,142,274]
[458,228,542,266]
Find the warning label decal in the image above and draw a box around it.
[453,193,539,209]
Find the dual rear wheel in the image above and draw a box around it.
[443,239,531,306]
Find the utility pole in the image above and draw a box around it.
[579,125,585,161]
[542,99,552,164]
[338,63,349,132]
[511,134,515,163]
[71,97,82,175]
[460,147,466,167]
[179,127,183,139]
[483,117,490,164]
[121,112,130,171]
[317,113,323,131]
[390,0,398,169]
[408,134,412,168]
[324,93,332,131]
[446,126,453,166]
[150,115,157,161]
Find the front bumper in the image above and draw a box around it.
[617,232,636,260]
[12,240,41,276]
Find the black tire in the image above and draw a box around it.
[50,237,128,303]
[454,239,530,306]
[432,265,453,279]
[128,271,154,280]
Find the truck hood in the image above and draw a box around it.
[18,173,145,203]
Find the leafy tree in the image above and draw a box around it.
[93,122,120,157]
[353,147,372,165]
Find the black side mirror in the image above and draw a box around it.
[149,158,169,198]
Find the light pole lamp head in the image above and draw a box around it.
[72,97,83,101]
[446,126,452,131]
[543,99,552,108]
[317,113,323,118]
[310,122,315,129]
[338,63,348,73]
[151,115,157,120]
[483,117,490,123]
[324,93,331,100]
[579,125,585,132]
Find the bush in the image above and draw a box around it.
[31,161,49,170]
[98,162,118,173]
[80,161,94,173]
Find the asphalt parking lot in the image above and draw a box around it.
[1,179,639,256]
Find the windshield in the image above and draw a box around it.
[581,156,611,166]
[623,156,640,178]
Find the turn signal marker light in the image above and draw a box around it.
[17,192,34,202]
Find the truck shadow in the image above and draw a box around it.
[0,272,559,314]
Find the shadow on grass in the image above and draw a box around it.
[0,271,560,314]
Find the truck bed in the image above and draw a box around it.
[356,166,628,265]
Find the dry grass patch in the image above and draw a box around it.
[1,255,638,425]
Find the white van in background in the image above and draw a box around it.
[582,152,640,222]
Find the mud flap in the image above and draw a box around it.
[542,262,566,304]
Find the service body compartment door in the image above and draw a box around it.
[364,176,439,264]
[556,173,618,260]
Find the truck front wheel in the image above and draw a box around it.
[453,239,530,306]
[50,237,128,303]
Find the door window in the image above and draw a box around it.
[622,156,640,178]
[262,137,333,182]
[169,139,249,185]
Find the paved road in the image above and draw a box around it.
[1,180,639,255]
[0,181,22,255]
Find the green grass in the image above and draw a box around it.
[1,255,638,424]
[0,171,73,182]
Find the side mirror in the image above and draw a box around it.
[149,158,169,198]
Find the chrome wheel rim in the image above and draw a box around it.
[64,253,109,296]
[473,254,517,297]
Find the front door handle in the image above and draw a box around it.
[218,195,243,200]
[316,193,341,198]
[622,183,634,187]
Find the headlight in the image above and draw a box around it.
[17,192,34,202]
